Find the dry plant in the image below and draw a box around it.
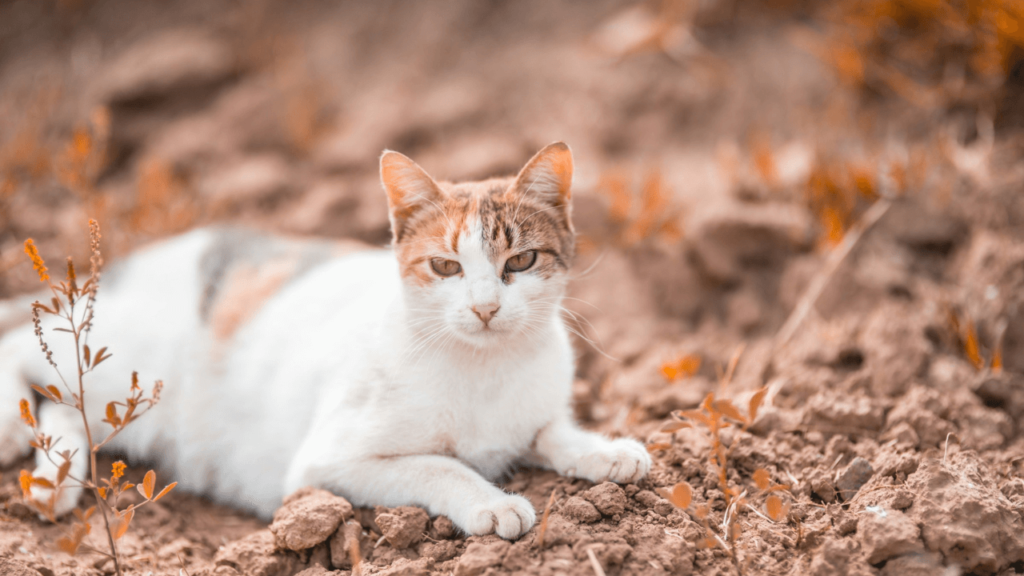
[129,156,199,238]
[596,167,684,247]
[660,353,702,382]
[798,0,1023,110]
[18,220,175,576]
[949,307,1003,372]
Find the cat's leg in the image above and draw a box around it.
[29,401,89,517]
[286,453,536,539]
[0,325,42,466]
[530,417,651,484]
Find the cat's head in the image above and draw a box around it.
[380,142,575,348]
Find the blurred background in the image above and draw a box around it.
[2,0,1023,393]
[3,2,1024,573]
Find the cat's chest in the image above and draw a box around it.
[408,361,568,478]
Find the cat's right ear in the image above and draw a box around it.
[380,150,444,241]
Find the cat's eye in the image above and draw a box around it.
[430,258,462,277]
[505,251,537,273]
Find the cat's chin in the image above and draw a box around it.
[449,324,524,350]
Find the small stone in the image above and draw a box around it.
[891,491,914,510]
[562,496,602,523]
[583,482,627,516]
[809,470,836,504]
[270,488,353,551]
[377,557,434,576]
[836,458,874,500]
[376,506,430,549]
[633,490,661,508]
[454,540,510,576]
[858,508,924,564]
[215,530,300,576]
[432,515,456,539]
[294,566,331,576]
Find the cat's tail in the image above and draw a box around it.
[0,291,44,466]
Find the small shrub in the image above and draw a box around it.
[18,220,175,576]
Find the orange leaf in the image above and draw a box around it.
[19,470,33,497]
[56,536,79,555]
[660,421,691,433]
[712,399,746,424]
[57,461,71,485]
[46,385,63,402]
[83,345,91,367]
[140,470,156,500]
[748,387,768,425]
[30,384,52,401]
[153,481,177,502]
[112,508,134,540]
[766,494,790,522]
[657,482,692,509]
[104,402,120,428]
[753,468,771,491]
[963,320,984,370]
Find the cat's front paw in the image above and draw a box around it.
[463,494,536,540]
[571,438,651,484]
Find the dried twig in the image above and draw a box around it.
[775,199,892,348]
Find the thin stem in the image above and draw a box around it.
[69,298,121,576]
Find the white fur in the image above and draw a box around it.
[0,219,650,538]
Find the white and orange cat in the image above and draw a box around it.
[0,143,650,538]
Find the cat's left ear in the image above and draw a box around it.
[511,142,573,210]
[380,150,445,241]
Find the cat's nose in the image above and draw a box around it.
[471,303,500,326]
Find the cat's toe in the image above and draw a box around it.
[575,438,652,484]
[467,494,536,539]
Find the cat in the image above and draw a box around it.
[0,142,651,539]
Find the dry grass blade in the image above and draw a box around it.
[586,547,607,576]
[536,489,557,549]
[775,198,892,349]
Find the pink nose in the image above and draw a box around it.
[471,303,500,325]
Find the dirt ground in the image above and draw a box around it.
[2,0,1024,574]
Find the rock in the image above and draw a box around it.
[885,387,956,448]
[835,457,874,500]
[906,452,1024,573]
[375,506,430,549]
[561,496,602,523]
[689,201,813,281]
[583,482,627,516]
[419,539,459,562]
[0,559,41,576]
[215,530,300,576]
[95,29,235,104]
[880,422,920,447]
[270,488,352,551]
[454,540,510,576]
[432,515,456,539]
[808,469,836,503]
[203,154,293,210]
[377,557,434,576]
[878,552,945,576]
[293,566,331,576]
[857,508,923,564]
[805,392,885,432]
